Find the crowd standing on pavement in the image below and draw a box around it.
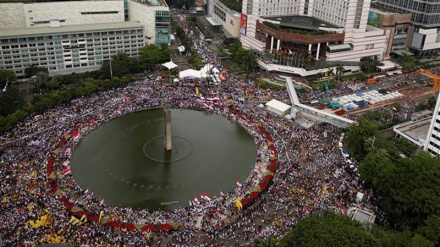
[2,9,425,247]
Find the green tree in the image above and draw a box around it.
[374,229,434,247]
[228,40,257,74]
[99,52,136,79]
[416,215,440,246]
[278,211,377,247]
[24,66,48,77]
[139,44,168,71]
[335,64,344,81]
[46,75,62,89]
[189,52,203,69]
[159,43,172,62]
[326,67,335,80]
[255,236,277,247]
[397,52,417,71]
[345,118,379,161]
[0,70,17,89]
[316,72,324,81]
[427,96,437,109]
[0,88,25,117]
[359,148,395,189]
[360,57,383,74]
[171,0,195,9]
[361,151,440,230]
[35,71,50,89]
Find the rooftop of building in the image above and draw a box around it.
[263,15,341,31]
[370,2,406,14]
[0,0,118,2]
[394,118,432,147]
[0,0,167,6]
[129,0,167,7]
[0,21,144,38]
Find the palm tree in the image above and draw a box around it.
[360,57,383,74]
[326,67,335,80]
[317,72,324,81]
[397,52,416,71]
[335,64,344,81]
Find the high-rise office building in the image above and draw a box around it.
[375,0,440,56]
[0,0,170,76]
[239,0,387,62]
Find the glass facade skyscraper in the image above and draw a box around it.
[376,0,440,28]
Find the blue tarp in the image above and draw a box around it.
[342,147,350,157]
[356,93,365,97]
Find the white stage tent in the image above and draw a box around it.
[265,99,291,116]
[179,64,220,80]
[212,67,220,74]
[178,69,202,79]
[199,64,216,77]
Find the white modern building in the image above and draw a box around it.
[424,93,440,156]
[0,0,170,76]
[239,0,387,62]
[207,0,242,39]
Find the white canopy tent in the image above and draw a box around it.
[212,67,220,74]
[265,99,291,116]
[162,61,179,70]
[199,64,215,77]
[178,69,202,79]
[377,60,399,72]
[177,46,185,54]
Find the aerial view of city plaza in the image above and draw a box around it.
[1,0,440,246]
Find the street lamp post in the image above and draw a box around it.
[109,60,113,80]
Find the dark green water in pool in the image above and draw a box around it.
[70,108,257,210]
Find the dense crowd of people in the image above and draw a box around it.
[0,11,415,247]
[0,73,362,246]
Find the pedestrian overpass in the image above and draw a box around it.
[286,77,355,129]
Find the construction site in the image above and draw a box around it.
[326,69,438,117]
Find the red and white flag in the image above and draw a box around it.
[204,193,212,201]
[236,179,242,186]
[203,102,213,110]
[200,193,206,201]
[62,167,71,176]
[73,132,80,140]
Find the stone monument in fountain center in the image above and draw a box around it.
[164,103,172,151]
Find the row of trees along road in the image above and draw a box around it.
[274,118,440,247]
[0,44,171,134]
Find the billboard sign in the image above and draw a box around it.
[240,14,247,36]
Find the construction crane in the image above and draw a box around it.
[324,81,340,109]
[415,69,440,91]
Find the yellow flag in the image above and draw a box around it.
[235,197,243,211]
[69,216,80,225]
[195,87,199,96]
[98,210,104,223]
[80,214,87,223]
